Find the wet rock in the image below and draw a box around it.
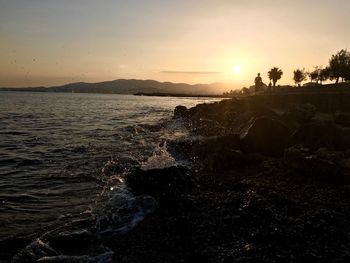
[189,134,261,171]
[95,195,157,236]
[207,150,260,171]
[190,118,227,136]
[194,134,241,157]
[102,156,140,176]
[48,230,94,255]
[292,121,338,150]
[36,255,92,262]
[284,146,342,177]
[12,239,58,263]
[188,102,222,121]
[125,166,197,197]
[167,139,199,161]
[139,123,165,132]
[240,117,292,156]
[12,233,114,263]
[174,105,188,119]
[25,252,113,263]
[0,236,32,261]
[282,103,316,123]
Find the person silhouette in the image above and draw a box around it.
[254,73,263,92]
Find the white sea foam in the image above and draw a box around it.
[141,142,176,170]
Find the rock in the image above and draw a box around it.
[48,230,93,255]
[240,117,292,156]
[102,156,140,176]
[174,105,188,119]
[167,139,198,161]
[292,121,338,150]
[240,99,277,118]
[341,158,350,170]
[125,166,197,197]
[334,112,350,126]
[335,127,350,150]
[0,236,32,261]
[12,232,113,263]
[207,150,260,171]
[189,134,261,171]
[12,239,58,263]
[229,112,256,133]
[188,102,224,121]
[194,134,241,157]
[283,104,316,123]
[284,146,342,177]
[190,118,227,136]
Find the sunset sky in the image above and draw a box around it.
[0,0,349,89]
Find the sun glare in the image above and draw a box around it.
[232,64,241,74]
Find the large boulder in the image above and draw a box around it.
[125,166,197,198]
[292,121,338,150]
[229,112,255,132]
[174,105,188,119]
[193,134,241,157]
[240,117,292,156]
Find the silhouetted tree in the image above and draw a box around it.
[309,67,319,83]
[293,68,307,86]
[328,49,350,83]
[268,67,283,88]
[319,67,330,84]
[309,66,329,84]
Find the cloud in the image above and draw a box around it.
[160,70,222,75]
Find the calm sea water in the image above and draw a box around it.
[0,91,220,240]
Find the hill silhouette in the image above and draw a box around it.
[0,79,231,95]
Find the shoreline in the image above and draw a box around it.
[5,90,350,262]
[133,92,228,98]
[109,91,350,262]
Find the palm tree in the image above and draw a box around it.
[268,67,283,88]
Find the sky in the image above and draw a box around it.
[0,0,349,89]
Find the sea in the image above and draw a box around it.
[0,91,220,242]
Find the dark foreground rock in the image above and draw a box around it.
[12,227,114,263]
[106,163,350,263]
[292,121,339,150]
[174,105,188,119]
[125,166,198,198]
[284,146,343,178]
[240,117,292,156]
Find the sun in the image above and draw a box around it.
[232,64,241,74]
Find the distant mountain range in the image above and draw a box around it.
[0,79,233,95]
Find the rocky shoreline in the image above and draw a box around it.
[3,92,350,262]
[112,94,350,262]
